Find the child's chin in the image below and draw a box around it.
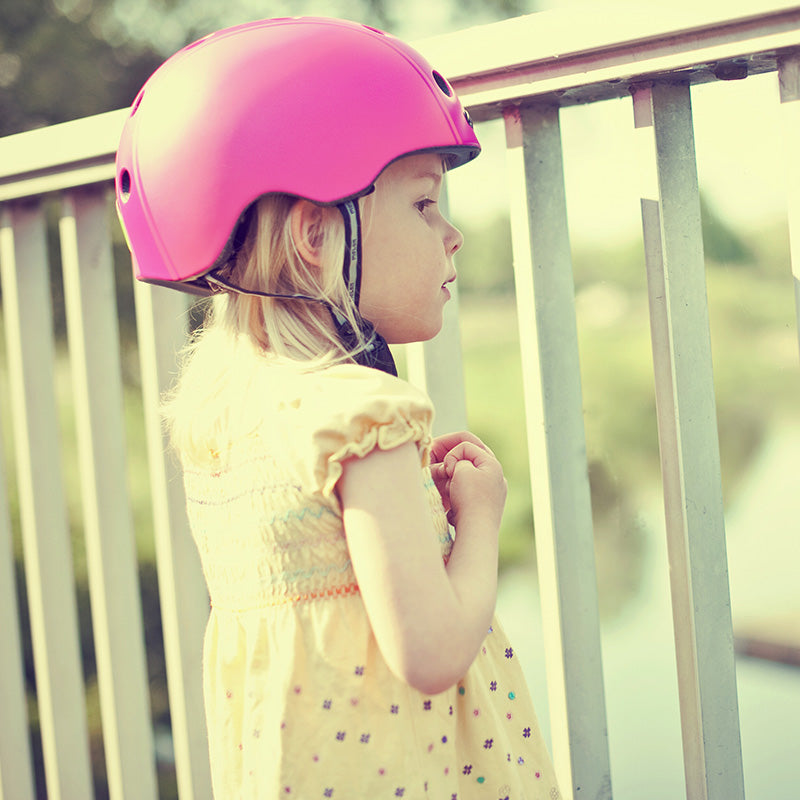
[380,310,445,345]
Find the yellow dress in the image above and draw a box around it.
[182,363,560,799]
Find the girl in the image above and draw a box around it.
[116,17,560,799]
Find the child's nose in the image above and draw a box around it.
[445,220,463,256]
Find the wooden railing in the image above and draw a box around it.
[1,3,799,799]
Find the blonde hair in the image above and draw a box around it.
[162,193,371,465]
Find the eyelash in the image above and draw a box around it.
[415,198,436,214]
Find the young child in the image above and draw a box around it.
[116,17,560,799]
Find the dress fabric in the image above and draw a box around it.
[182,363,561,799]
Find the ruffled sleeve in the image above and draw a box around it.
[308,365,434,498]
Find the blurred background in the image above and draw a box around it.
[1,0,798,798]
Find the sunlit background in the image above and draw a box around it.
[1,1,798,798]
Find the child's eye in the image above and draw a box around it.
[415,198,435,214]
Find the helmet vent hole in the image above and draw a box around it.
[119,170,131,202]
[432,71,452,97]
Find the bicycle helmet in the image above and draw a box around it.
[115,16,480,293]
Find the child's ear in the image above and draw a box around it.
[290,199,326,266]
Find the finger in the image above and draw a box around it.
[431,431,494,463]
[429,463,452,511]
[430,462,446,482]
[432,431,487,461]
[444,441,499,473]
[429,462,449,491]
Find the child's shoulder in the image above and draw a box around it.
[302,365,436,497]
[292,363,434,424]
[308,363,427,399]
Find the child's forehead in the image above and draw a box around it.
[380,153,445,185]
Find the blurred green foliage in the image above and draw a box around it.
[453,211,798,614]
[0,0,164,136]
[0,0,538,137]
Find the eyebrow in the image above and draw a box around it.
[414,170,443,186]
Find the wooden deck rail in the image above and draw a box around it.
[1,3,799,799]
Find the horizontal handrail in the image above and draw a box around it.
[419,1,800,117]
[3,3,800,199]
[0,109,126,202]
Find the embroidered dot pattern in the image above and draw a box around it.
[361,632,560,797]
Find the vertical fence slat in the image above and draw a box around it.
[0,202,94,800]
[503,103,611,800]
[0,401,35,800]
[406,286,468,435]
[406,181,468,434]
[634,82,744,800]
[777,54,800,360]
[59,187,158,800]
[134,280,212,799]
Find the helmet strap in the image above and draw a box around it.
[337,199,362,307]
[334,200,397,376]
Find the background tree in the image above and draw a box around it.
[0,0,162,135]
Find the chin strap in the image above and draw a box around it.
[335,199,397,376]
[330,307,398,375]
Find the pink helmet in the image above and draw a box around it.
[115,16,480,292]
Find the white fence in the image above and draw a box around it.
[1,3,799,799]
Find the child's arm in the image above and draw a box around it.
[339,433,506,695]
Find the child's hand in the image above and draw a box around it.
[430,432,507,531]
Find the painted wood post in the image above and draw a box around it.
[0,371,35,800]
[503,103,612,800]
[134,281,213,799]
[633,82,745,800]
[0,201,94,800]
[406,182,469,435]
[59,187,158,800]
[777,54,800,361]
